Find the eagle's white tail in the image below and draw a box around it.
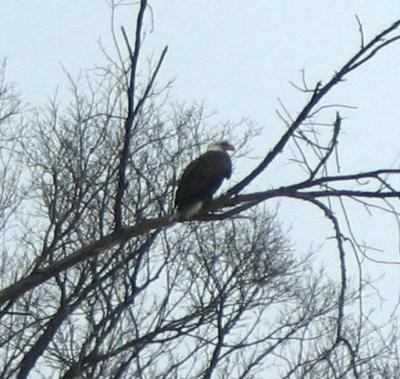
[172,201,204,221]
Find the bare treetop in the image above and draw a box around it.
[0,2,400,378]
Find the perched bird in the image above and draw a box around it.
[174,141,235,220]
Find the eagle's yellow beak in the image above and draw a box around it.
[222,143,235,151]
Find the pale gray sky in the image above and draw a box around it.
[1,0,400,374]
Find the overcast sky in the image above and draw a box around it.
[1,0,400,365]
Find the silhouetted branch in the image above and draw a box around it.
[2,162,400,306]
[113,0,145,228]
[227,18,400,196]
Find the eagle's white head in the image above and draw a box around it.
[207,140,235,152]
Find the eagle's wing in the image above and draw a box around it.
[175,151,232,209]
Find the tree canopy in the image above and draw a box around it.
[1,2,400,378]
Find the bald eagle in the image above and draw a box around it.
[174,141,235,220]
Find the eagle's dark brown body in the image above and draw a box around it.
[175,149,232,219]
